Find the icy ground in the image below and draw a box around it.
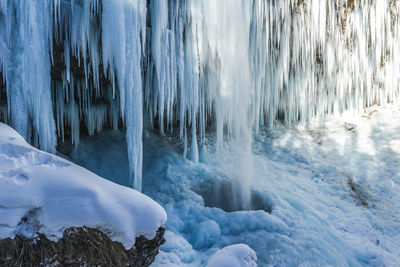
[69,105,400,266]
[0,123,166,249]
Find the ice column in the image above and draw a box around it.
[102,0,147,190]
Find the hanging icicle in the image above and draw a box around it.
[1,0,400,191]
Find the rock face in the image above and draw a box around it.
[0,226,165,267]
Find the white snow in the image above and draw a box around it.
[67,104,400,266]
[207,244,257,267]
[0,122,166,249]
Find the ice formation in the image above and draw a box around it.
[1,0,400,190]
[207,244,257,267]
[70,104,400,266]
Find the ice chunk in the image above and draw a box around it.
[191,220,221,249]
[207,244,257,267]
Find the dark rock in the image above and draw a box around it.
[0,226,165,267]
[347,178,369,207]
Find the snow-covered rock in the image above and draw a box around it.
[207,244,257,267]
[0,226,166,266]
[0,122,167,249]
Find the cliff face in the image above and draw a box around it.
[0,226,165,267]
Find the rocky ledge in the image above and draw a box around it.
[0,226,165,267]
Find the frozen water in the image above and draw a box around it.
[2,1,400,191]
[192,178,272,213]
[1,1,400,264]
[67,104,400,266]
[191,220,221,250]
[207,244,257,267]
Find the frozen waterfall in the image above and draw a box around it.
[1,0,400,191]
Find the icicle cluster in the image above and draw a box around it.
[1,0,147,190]
[1,0,400,190]
[0,0,56,151]
[250,0,400,128]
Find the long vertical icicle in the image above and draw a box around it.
[102,0,146,191]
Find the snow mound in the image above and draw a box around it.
[207,244,257,267]
[191,220,221,249]
[0,123,167,249]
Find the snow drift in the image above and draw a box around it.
[0,122,166,249]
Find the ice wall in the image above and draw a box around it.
[1,0,400,190]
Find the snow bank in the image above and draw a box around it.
[207,244,257,267]
[0,123,166,249]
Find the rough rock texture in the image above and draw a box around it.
[0,226,165,267]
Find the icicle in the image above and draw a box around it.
[2,0,56,152]
[150,0,168,134]
[102,0,147,191]
[183,127,188,159]
[1,0,400,193]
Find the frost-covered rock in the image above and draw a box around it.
[207,244,257,267]
[0,123,167,250]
